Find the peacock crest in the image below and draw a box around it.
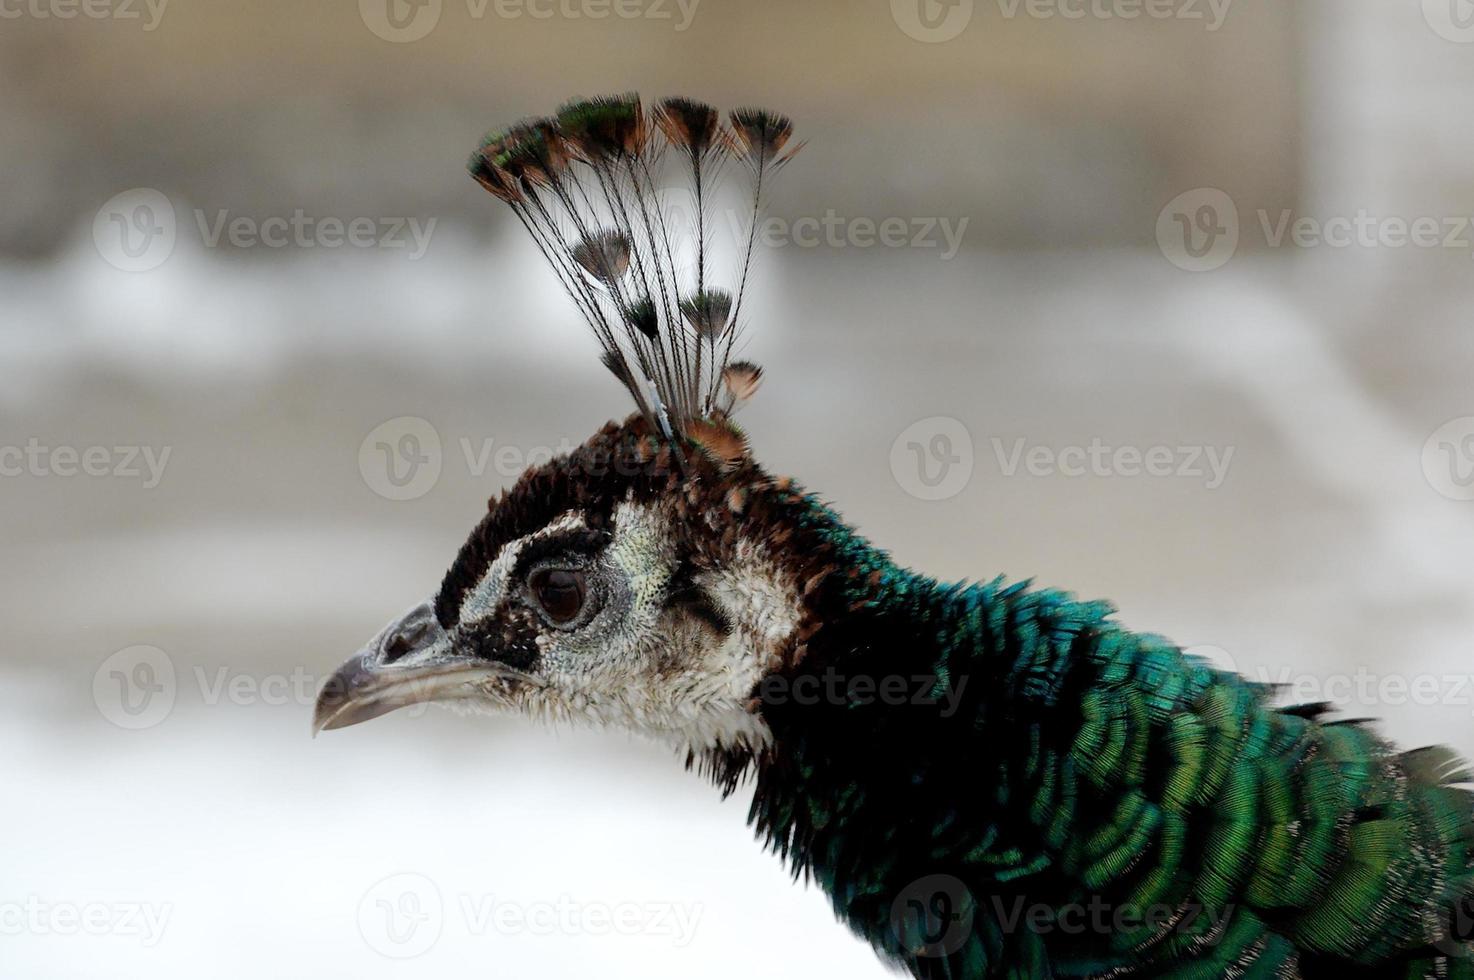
[466,94,800,474]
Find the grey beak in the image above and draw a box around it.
[312,600,503,735]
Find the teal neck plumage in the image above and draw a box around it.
[733,491,1474,979]
[744,494,1118,973]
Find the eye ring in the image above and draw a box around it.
[528,567,588,626]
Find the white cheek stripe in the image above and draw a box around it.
[459,510,586,625]
[454,501,790,755]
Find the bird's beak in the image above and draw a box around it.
[312,600,504,735]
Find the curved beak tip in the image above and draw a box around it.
[310,652,508,738]
[311,650,388,736]
[311,601,512,737]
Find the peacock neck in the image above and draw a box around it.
[769,489,988,695]
[731,488,1117,908]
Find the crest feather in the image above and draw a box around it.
[721,361,763,411]
[468,93,797,460]
[572,229,632,286]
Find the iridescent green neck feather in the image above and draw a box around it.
[728,494,1474,980]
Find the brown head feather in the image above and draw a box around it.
[686,417,750,472]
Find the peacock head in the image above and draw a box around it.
[313,95,822,756]
[314,416,828,754]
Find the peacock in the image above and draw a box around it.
[313,94,1474,978]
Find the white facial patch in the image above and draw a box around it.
[535,500,798,753]
[458,510,587,625]
[447,499,803,758]
[606,501,675,608]
[703,540,805,661]
[669,545,803,750]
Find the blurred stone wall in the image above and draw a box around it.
[0,0,1300,258]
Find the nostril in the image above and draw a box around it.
[383,632,413,664]
[381,620,431,664]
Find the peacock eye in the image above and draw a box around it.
[529,568,587,625]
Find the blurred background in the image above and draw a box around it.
[5,0,1474,976]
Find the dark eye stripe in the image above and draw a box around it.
[510,527,610,583]
[461,617,543,671]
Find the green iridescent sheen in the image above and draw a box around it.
[745,495,1474,979]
